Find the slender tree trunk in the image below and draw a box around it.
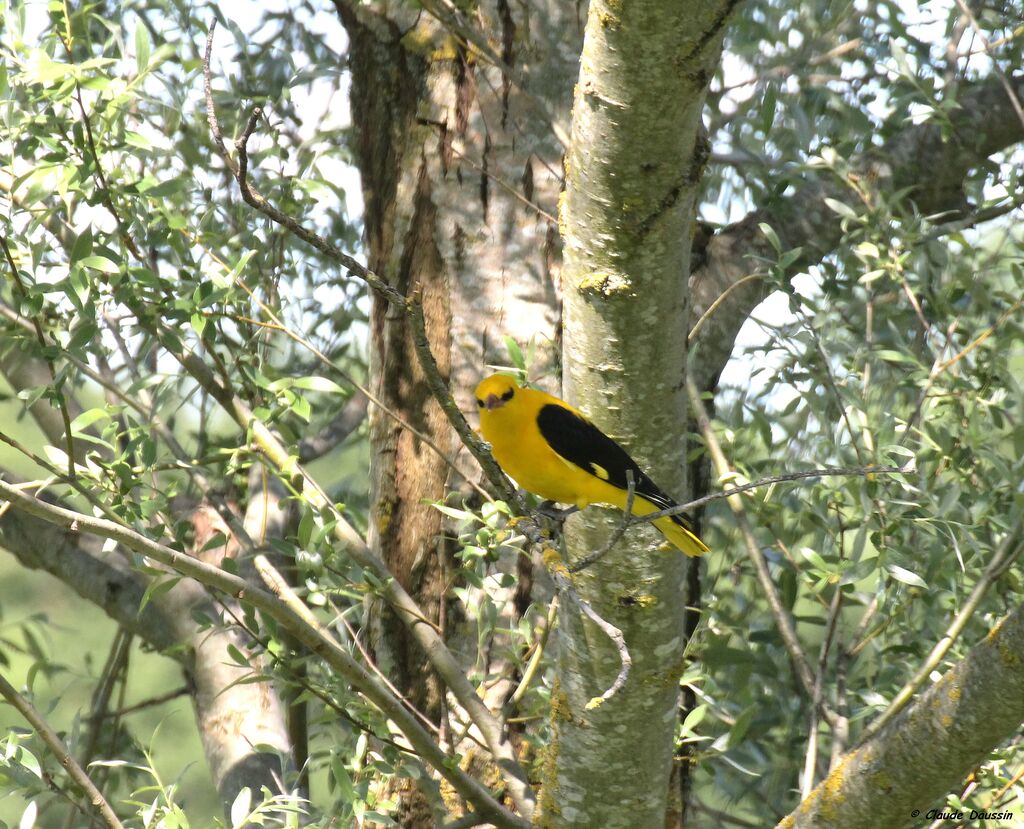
[550,1,734,826]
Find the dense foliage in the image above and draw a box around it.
[0,0,1021,827]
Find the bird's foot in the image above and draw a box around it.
[535,501,579,521]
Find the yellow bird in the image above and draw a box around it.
[473,374,709,557]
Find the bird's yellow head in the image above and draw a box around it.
[474,374,520,412]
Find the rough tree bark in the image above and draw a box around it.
[334,0,573,821]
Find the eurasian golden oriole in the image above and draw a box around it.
[474,374,709,557]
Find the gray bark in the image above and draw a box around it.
[0,500,291,812]
[551,1,735,826]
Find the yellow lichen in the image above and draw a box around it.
[542,546,570,579]
[997,638,1020,667]
[869,770,891,793]
[536,682,565,827]
[815,752,853,821]
[577,270,634,297]
[549,676,573,723]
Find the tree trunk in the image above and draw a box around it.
[337,0,574,821]
[549,1,734,826]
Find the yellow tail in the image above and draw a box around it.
[615,493,709,557]
[653,514,710,557]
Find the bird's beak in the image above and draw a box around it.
[484,393,503,410]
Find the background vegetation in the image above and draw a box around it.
[0,0,1022,827]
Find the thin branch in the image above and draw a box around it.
[633,464,908,527]
[0,671,125,829]
[688,272,763,345]
[509,597,558,706]
[0,234,77,479]
[87,687,191,721]
[569,471,638,572]
[952,0,1024,130]
[441,813,487,829]
[686,377,836,725]
[202,31,534,811]
[408,292,522,506]
[444,140,558,225]
[203,22,404,308]
[544,544,631,707]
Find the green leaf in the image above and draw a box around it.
[135,22,151,73]
[70,408,110,432]
[24,49,74,85]
[874,349,917,364]
[505,336,525,370]
[141,177,188,198]
[887,564,927,589]
[433,504,478,522]
[823,198,859,220]
[297,508,315,549]
[758,222,782,253]
[680,703,707,737]
[727,705,757,748]
[139,576,181,611]
[226,644,249,666]
[79,255,120,274]
[229,785,252,829]
[292,375,346,394]
[70,227,93,263]
[200,532,228,553]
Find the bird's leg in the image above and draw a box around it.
[532,501,579,541]
[535,500,579,521]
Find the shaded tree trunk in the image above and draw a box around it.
[337,0,573,822]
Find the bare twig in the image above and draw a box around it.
[569,471,638,572]
[689,272,763,344]
[0,672,126,829]
[408,293,522,506]
[203,21,405,308]
[631,464,908,528]
[543,545,631,707]
[952,0,1024,130]
[87,687,191,721]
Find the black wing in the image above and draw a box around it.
[536,403,678,511]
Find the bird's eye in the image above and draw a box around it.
[476,398,484,408]
[501,388,514,401]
